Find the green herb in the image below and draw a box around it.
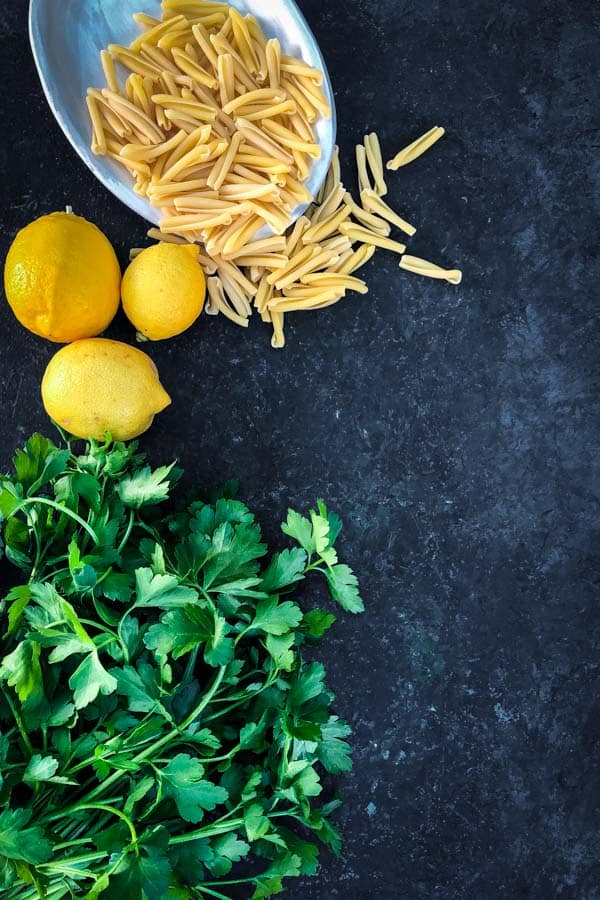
[0,433,363,899]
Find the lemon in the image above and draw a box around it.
[121,243,206,341]
[42,338,171,441]
[4,211,121,343]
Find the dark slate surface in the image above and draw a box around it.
[2,0,600,897]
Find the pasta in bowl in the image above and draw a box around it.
[29,0,336,235]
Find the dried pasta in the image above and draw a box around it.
[386,126,445,170]
[364,132,387,197]
[92,5,461,347]
[89,3,331,252]
[399,255,462,284]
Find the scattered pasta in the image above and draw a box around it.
[90,3,461,347]
[386,125,445,170]
[399,255,462,284]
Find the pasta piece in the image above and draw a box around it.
[280,57,323,85]
[386,126,445,170]
[217,53,235,106]
[141,42,181,75]
[229,8,259,74]
[339,222,406,254]
[266,245,315,285]
[272,248,340,290]
[133,13,161,29]
[252,37,268,84]
[287,111,315,143]
[292,149,310,182]
[232,254,288,269]
[129,74,153,117]
[254,274,275,313]
[360,188,416,237]
[108,44,161,77]
[242,100,297,122]
[102,89,164,142]
[364,132,387,196]
[310,184,345,225]
[356,144,372,194]
[225,234,286,260]
[289,75,331,119]
[335,244,376,275]
[235,118,294,163]
[301,205,350,244]
[207,130,243,190]
[300,272,368,294]
[101,51,120,93]
[266,38,281,89]
[171,47,218,87]
[399,255,462,284]
[262,119,321,158]
[206,276,249,326]
[219,270,254,316]
[320,236,352,256]
[268,290,343,312]
[285,215,310,256]
[191,22,219,70]
[270,310,285,348]
[343,192,391,236]
[147,227,187,244]
[87,94,107,155]
[281,78,317,123]
[130,14,187,52]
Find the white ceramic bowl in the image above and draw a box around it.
[29,0,336,229]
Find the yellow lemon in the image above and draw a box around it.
[121,243,206,341]
[41,338,171,441]
[4,211,121,343]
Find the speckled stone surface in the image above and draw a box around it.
[2,0,600,897]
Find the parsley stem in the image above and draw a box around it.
[79,666,227,805]
[201,672,278,724]
[117,509,136,555]
[196,888,232,900]
[72,804,139,851]
[13,498,100,545]
[169,817,245,843]
[170,810,293,845]
[39,851,108,868]
[1,686,33,755]
[52,838,95,851]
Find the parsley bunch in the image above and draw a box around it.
[0,434,364,900]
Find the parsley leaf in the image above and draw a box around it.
[260,548,307,592]
[249,596,303,635]
[145,606,234,668]
[0,808,52,865]
[23,754,59,783]
[281,509,315,555]
[161,754,228,823]
[325,564,364,613]
[301,609,337,638]
[135,568,198,609]
[69,651,117,709]
[118,464,176,508]
[0,640,44,706]
[316,717,354,773]
[102,825,172,900]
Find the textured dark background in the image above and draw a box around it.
[2,0,600,897]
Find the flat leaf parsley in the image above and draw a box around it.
[0,433,364,899]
